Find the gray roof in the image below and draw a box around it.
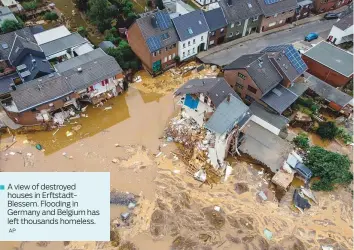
[136,9,178,52]
[11,73,73,112]
[256,0,297,16]
[297,0,312,6]
[172,10,209,41]
[334,12,353,30]
[224,53,283,94]
[261,44,308,82]
[305,74,352,107]
[205,94,250,134]
[0,6,17,25]
[204,8,227,31]
[98,41,116,50]
[40,33,87,57]
[239,120,293,172]
[175,77,241,108]
[0,72,19,95]
[219,0,262,23]
[303,41,353,77]
[55,48,123,91]
[9,35,42,65]
[261,84,298,113]
[0,27,36,60]
[249,102,289,129]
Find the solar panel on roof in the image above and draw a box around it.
[155,11,172,31]
[146,36,162,52]
[285,46,307,74]
[264,0,281,4]
[16,64,27,71]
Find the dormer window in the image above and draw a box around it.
[187,27,193,34]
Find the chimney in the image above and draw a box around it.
[77,67,82,72]
[10,83,16,91]
[227,94,231,103]
[228,0,232,5]
[151,15,157,28]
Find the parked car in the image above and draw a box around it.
[305,32,318,42]
[324,13,340,20]
[295,163,312,181]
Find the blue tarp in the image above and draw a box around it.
[184,94,199,109]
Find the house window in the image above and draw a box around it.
[168,55,172,60]
[274,13,278,17]
[153,52,157,56]
[245,95,254,102]
[188,50,190,55]
[201,36,204,41]
[193,47,195,53]
[183,43,186,48]
[247,85,257,94]
[229,32,233,37]
[193,39,196,44]
[236,21,241,26]
[210,31,215,36]
[220,28,224,33]
[183,52,185,57]
[187,27,193,34]
[238,72,246,79]
[269,22,276,27]
[164,57,167,63]
[253,16,258,21]
[231,23,235,28]
[209,40,215,45]
[303,12,308,15]
[282,12,286,15]
[173,53,176,58]
[235,31,240,35]
[236,82,243,89]
[173,43,176,48]
[165,47,168,51]
[279,20,283,24]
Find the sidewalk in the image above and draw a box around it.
[198,6,348,59]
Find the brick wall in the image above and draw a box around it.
[224,69,263,103]
[302,54,352,87]
[312,0,350,13]
[260,10,295,32]
[208,28,226,48]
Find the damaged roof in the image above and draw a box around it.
[303,41,353,77]
[239,121,293,173]
[261,84,299,114]
[136,9,179,52]
[219,0,262,23]
[305,74,353,107]
[11,73,73,112]
[55,48,122,91]
[224,53,283,95]
[40,33,88,57]
[334,12,353,31]
[175,77,241,108]
[205,94,250,134]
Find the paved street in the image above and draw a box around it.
[198,19,337,66]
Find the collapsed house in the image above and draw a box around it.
[173,77,251,171]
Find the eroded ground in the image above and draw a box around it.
[0,66,352,250]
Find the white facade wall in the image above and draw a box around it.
[328,25,353,45]
[177,32,208,61]
[250,115,280,135]
[195,0,219,6]
[182,94,213,126]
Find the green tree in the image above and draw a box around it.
[105,40,140,70]
[306,146,353,191]
[293,132,310,150]
[174,55,180,63]
[316,121,338,140]
[44,12,59,21]
[88,0,112,33]
[1,19,24,33]
[336,127,353,144]
[75,0,89,11]
[104,27,121,45]
[22,1,38,10]
[77,26,88,37]
[155,0,164,9]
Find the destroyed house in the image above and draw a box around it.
[224,45,308,114]
[1,73,76,125]
[175,77,242,126]
[127,9,179,75]
[54,48,124,105]
[0,27,53,97]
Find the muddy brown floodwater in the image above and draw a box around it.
[0,67,353,250]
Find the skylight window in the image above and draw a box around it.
[187,27,193,35]
[198,20,202,25]
[248,3,252,8]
